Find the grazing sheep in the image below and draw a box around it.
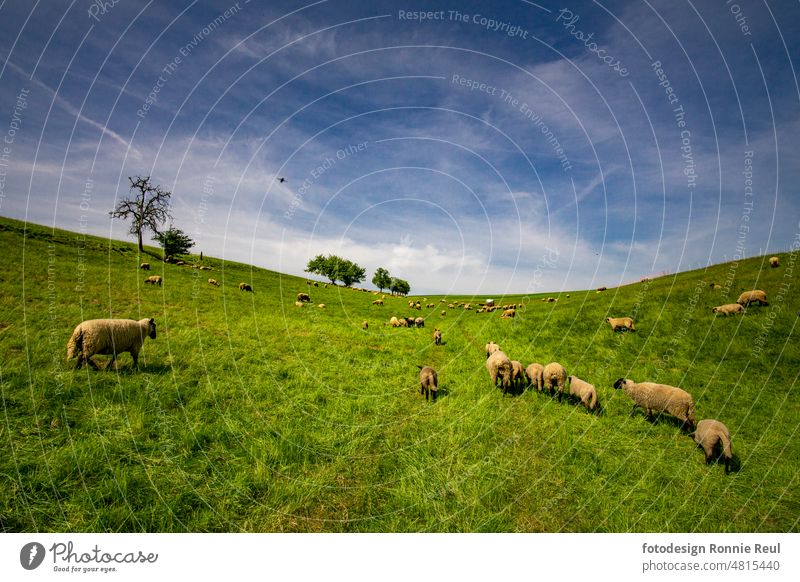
[596,286,607,292]
[139,262,150,270]
[525,363,544,393]
[313,281,319,286]
[317,304,326,309]
[390,316,401,327]
[709,283,723,290]
[415,317,425,328]
[606,317,636,332]
[144,275,162,286]
[207,278,220,287]
[737,290,768,306]
[567,375,599,413]
[239,282,253,292]
[613,378,695,430]
[485,341,500,358]
[175,260,186,266]
[372,299,384,306]
[712,303,744,316]
[543,363,567,400]
[769,256,779,268]
[433,328,442,345]
[199,265,212,271]
[427,303,435,308]
[294,301,304,307]
[693,419,733,474]
[486,350,513,395]
[417,365,439,402]
[440,310,446,316]
[324,284,328,288]
[399,318,409,328]
[500,308,516,318]
[66,318,156,370]
[510,361,526,393]
[362,320,369,330]
[297,292,311,302]
[164,255,174,264]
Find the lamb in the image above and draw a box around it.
[239,282,253,292]
[433,328,442,345]
[485,341,500,358]
[66,318,156,370]
[207,278,220,287]
[692,419,733,474]
[415,317,425,328]
[606,317,636,332]
[769,256,779,268]
[737,290,768,306]
[486,350,513,395]
[372,299,384,306]
[362,320,369,330]
[543,362,567,400]
[709,283,722,290]
[297,292,311,302]
[139,262,150,270]
[144,275,162,286]
[417,365,439,402]
[510,361,526,393]
[294,301,304,307]
[613,378,695,430]
[525,363,544,392]
[566,375,599,413]
[712,303,743,316]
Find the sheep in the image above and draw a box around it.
[769,256,779,268]
[313,281,319,286]
[737,290,768,306]
[566,375,599,413]
[433,328,442,345]
[372,299,384,306]
[66,318,156,370]
[596,286,607,292]
[510,361,526,393]
[362,320,369,330]
[427,303,435,308]
[294,301,305,307]
[199,265,212,271]
[606,317,636,332]
[692,419,733,474]
[440,310,446,316]
[486,350,513,395]
[207,278,220,287]
[485,341,500,358]
[143,275,162,286]
[543,362,567,400]
[317,304,326,309]
[399,318,409,328]
[712,303,743,316]
[417,365,439,402]
[297,292,311,302]
[525,363,544,393]
[415,317,425,328]
[709,283,723,290]
[390,316,401,327]
[239,282,253,292]
[500,308,516,318]
[448,303,454,309]
[175,260,186,266]
[613,378,695,430]
[139,262,150,270]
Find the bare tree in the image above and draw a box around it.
[109,176,172,252]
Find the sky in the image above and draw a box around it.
[0,0,798,295]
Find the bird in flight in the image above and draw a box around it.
[278,177,286,183]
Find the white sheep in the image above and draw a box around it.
[543,362,567,400]
[692,419,733,473]
[606,317,635,332]
[737,290,768,306]
[525,363,544,392]
[207,278,220,287]
[486,350,512,395]
[613,378,695,430]
[66,318,156,370]
[485,341,500,359]
[567,375,599,413]
[712,303,743,316]
[144,275,162,286]
[769,256,779,268]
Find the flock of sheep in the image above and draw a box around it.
[64,255,783,476]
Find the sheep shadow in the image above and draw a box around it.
[635,410,694,433]
[100,361,172,375]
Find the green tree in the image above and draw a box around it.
[306,254,334,282]
[305,254,366,287]
[109,176,172,252]
[372,267,391,292]
[390,277,410,296]
[340,261,366,287]
[153,226,195,257]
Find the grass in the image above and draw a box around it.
[0,215,798,532]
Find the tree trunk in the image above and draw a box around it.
[138,229,143,252]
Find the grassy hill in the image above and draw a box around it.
[1,215,798,532]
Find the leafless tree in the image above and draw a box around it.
[109,176,172,252]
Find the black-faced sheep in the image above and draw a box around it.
[440,310,446,316]
[485,341,500,359]
[692,419,733,474]
[372,299,384,306]
[567,375,599,413]
[433,328,442,345]
[139,262,150,270]
[239,282,253,292]
[613,378,695,430]
[415,317,424,328]
[208,278,220,287]
[362,320,369,330]
[525,363,544,392]
[66,318,156,370]
[769,256,779,268]
[737,290,768,306]
[390,316,401,327]
[486,350,513,395]
[709,283,722,290]
[144,275,162,286]
[418,365,439,402]
[606,317,635,332]
[596,286,607,292]
[712,303,743,316]
[297,292,311,302]
[543,362,567,400]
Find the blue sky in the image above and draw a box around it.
[1,0,798,294]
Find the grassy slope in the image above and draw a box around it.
[0,215,798,532]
